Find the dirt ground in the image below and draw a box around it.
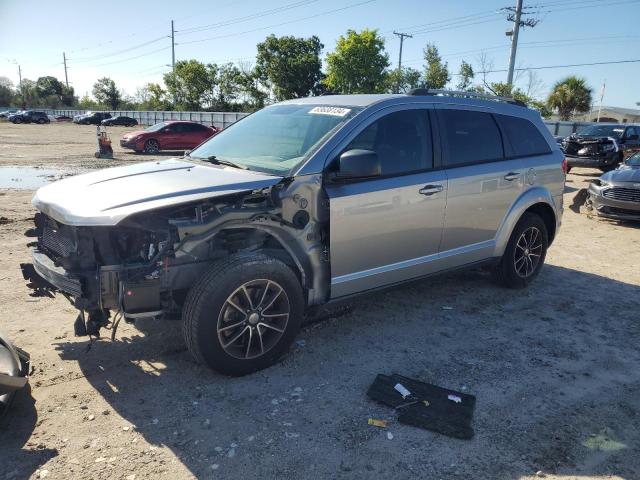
[0,121,639,480]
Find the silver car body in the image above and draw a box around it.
[588,161,640,221]
[28,93,564,314]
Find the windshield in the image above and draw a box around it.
[625,152,640,166]
[189,104,359,175]
[577,125,624,138]
[145,122,168,132]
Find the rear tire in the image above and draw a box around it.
[182,253,304,376]
[492,212,548,289]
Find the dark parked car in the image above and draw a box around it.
[563,124,640,172]
[120,121,218,153]
[8,110,50,124]
[74,112,112,125]
[587,151,640,221]
[55,115,72,121]
[101,116,138,127]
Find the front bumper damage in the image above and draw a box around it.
[587,182,640,221]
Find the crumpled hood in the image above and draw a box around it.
[602,165,640,183]
[32,159,283,226]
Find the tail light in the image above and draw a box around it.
[561,157,568,175]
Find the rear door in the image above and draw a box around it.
[326,106,447,298]
[436,107,525,266]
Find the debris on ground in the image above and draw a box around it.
[367,374,476,439]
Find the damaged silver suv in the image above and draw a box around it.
[23,90,564,375]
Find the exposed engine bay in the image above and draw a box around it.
[21,173,330,338]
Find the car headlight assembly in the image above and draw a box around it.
[601,143,616,153]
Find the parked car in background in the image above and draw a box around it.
[24,91,564,375]
[587,151,640,221]
[73,112,112,125]
[54,115,72,121]
[562,124,640,172]
[101,116,138,127]
[120,121,218,153]
[9,110,50,124]
[0,109,19,118]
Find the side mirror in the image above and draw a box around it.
[334,149,381,180]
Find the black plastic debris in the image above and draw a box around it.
[367,374,476,440]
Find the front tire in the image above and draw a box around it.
[492,212,548,289]
[182,253,304,376]
[143,139,160,154]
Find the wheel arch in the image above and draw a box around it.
[494,187,560,257]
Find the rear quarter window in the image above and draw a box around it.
[495,114,550,157]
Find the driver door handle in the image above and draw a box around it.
[504,172,521,181]
[419,184,444,196]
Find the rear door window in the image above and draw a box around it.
[439,109,504,166]
[495,114,550,157]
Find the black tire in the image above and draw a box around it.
[492,212,548,289]
[143,139,160,154]
[37,118,45,124]
[182,253,304,376]
[13,118,22,124]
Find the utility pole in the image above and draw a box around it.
[393,31,412,93]
[506,0,523,86]
[17,64,24,108]
[63,52,69,88]
[596,80,606,123]
[171,20,176,70]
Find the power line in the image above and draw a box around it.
[89,46,172,68]
[178,0,377,46]
[393,31,413,93]
[477,58,640,74]
[69,36,166,63]
[177,0,319,35]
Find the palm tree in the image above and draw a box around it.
[547,76,592,121]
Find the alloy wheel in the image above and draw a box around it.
[217,279,290,360]
[513,226,543,278]
[145,140,159,153]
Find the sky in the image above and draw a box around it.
[1,0,639,108]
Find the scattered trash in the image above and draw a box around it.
[442,306,454,310]
[367,374,476,439]
[367,418,387,428]
[386,432,394,440]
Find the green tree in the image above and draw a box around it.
[17,79,37,107]
[255,34,324,101]
[92,77,121,109]
[423,43,450,89]
[547,76,592,121]
[325,29,389,94]
[136,82,170,110]
[163,60,210,110]
[456,60,474,91]
[60,85,77,107]
[385,67,422,93]
[236,68,268,110]
[0,77,14,106]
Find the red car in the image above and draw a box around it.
[119,121,218,154]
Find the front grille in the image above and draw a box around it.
[42,225,77,257]
[602,187,640,203]
[602,206,640,217]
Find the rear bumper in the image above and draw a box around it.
[566,153,618,168]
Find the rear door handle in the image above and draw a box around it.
[419,184,444,196]
[504,172,521,181]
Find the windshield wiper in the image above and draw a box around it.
[205,155,249,170]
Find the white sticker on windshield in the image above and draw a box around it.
[309,106,351,117]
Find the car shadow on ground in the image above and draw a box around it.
[47,265,640,478]
[1,385,57,479]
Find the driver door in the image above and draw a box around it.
[325,107,447,298]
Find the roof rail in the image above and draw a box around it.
[407,88,526,107]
